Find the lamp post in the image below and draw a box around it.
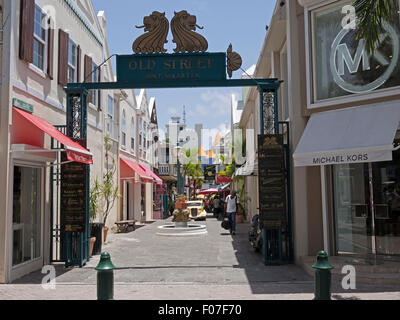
[175,145,183,195]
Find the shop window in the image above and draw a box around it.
[333,163,372,255]
[108,95,114,118]
[310,1,400,103]
[33,5,46,70]
[333,153,400,256]
[67,39,77,83]
[106,95,114,136]
[91,62,99,106]
[121,110,126,147]
[12,166,42,266]
[131,117,135,152]
[371,150,400,256]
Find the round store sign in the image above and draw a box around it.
[330,23,400,94]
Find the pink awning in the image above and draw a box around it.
[139,164,163,185]
[12,107,93,164]
[198,188,219,195]
[120,158,153,183]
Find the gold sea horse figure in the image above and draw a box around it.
[132,11,169,54]
[171,10,208,53]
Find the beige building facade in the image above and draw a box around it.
[240,0,400,269]
[0,0,121,283]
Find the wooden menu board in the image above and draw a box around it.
[258,135,286,228]
[60,139,88,233]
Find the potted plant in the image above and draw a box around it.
[99,137,120,243]
[235,179,250,224]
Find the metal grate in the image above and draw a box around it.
[50,125,67,263]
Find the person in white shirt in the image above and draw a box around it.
[225,190,239,235]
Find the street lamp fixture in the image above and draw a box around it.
[174,145,183,195]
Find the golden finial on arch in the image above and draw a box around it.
[132,11,169,54]
[170,10,208,53]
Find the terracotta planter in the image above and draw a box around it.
[103,226,109,243]
[89,237,96,257]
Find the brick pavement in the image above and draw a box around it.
[1,215,400,300]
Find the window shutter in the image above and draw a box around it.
[19,0,35,63]
[58,29,69,87]
[97,67,102,111]
[77,45,81,83]
[84,55,93,103]
[47,25,54,79]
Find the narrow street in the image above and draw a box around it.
[1,214,400,300]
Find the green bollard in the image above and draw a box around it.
[312,251,334,300]
[95,252,116,300]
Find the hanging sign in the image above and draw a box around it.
[61,139,88,233]
[117,53,227,83]
[258,134,286,228]
[204,165,216,182]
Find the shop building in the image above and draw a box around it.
[295,0,400,261]
[239,0,400,272]
[119,88,162,224]
[0,0,116,283]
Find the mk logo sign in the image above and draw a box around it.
[330,23,400,94]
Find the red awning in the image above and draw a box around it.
[12,107,93,164]
[120,158,153,183]
[216,175,233,184]
[139,164,163,185]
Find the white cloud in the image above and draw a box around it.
[196,90,234,116]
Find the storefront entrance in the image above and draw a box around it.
[12,165,43,280]
[333,148,400,257]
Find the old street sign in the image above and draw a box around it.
[117,53,227,83]
[258,134,287,228]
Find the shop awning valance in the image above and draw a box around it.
[293,101,400,167]
[120,158,153,183]
[12,107,93,164]
[139,164,163,185]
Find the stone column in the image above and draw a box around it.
[286,0,309,263]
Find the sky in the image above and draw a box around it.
[92,0,275,147]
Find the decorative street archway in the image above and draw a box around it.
[58,11,292,267]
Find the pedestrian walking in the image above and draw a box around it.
[213,195,223,220]
[225,190,239,235]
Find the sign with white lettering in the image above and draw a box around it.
[13,98,34,113]
[117,53,226,83]
[312,1,400,101]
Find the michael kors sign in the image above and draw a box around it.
[117,53,227,83]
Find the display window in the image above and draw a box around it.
[310,0,400,104]
[333,148,400,256]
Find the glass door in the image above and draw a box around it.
[12,166,42,266]
[371,150,400,256]
[333,163,373,255]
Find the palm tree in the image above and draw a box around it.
[181,148,204,199]
[354,0,399,54]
